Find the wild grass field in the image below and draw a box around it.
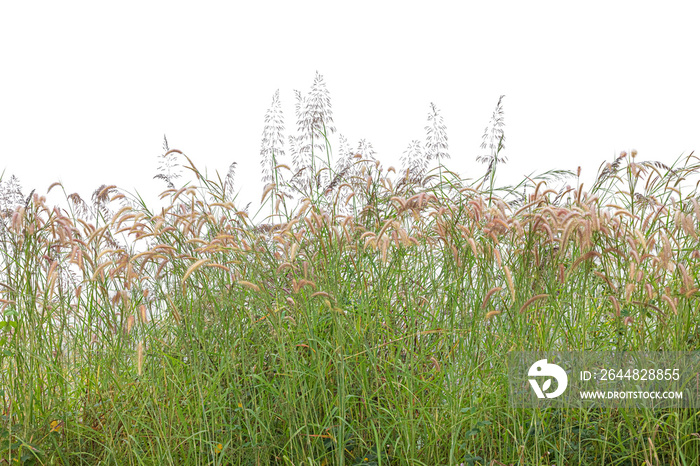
[1,74,699,465]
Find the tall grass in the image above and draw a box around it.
[0,76,699,464]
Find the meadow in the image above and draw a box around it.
[0,78,699,465]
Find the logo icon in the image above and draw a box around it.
[528,359,568,398]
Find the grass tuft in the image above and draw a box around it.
[0,75,699,464]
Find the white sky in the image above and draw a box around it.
[1,1,698,218]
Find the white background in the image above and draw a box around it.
[1,1,698,217]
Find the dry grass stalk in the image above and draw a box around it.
[451,244,461,267]
[380,236,389,264]
[511,218,524,238]
[539,221,554,243]
[659,232,673,271]
[68,246,85,272]
[164,293,181,324]
[645,283,654,300]
[481,287,502,309]
[691,197,700,225]
[182,258,211,292]
[609,296,621,316]
[467,237,478,256]
[261,183,276,203]
[91,262,110,282]
[277,262,293,273]
[504,266,515,302]
[138,304,148,324]
[558,264,565,284]
[493,248,502,267]
[519,294,548,313]
[581,219,593,250]
[377,218,394,241]
[570,251,601,273]
[661,294,677,315]
[289,242,299,262]
[625,283,635,302]
[126,315,135,333]
[681,213,698,239]
[137,341,144,376]
[560,216,579,254]
[292,279,316,293]
[594,271,616,292]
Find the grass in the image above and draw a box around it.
[0,83,699,464]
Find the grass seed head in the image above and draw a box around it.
[139,304,148,323]
[238,281,261,292]
[504,266,515,302]
[137,341,144,376]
